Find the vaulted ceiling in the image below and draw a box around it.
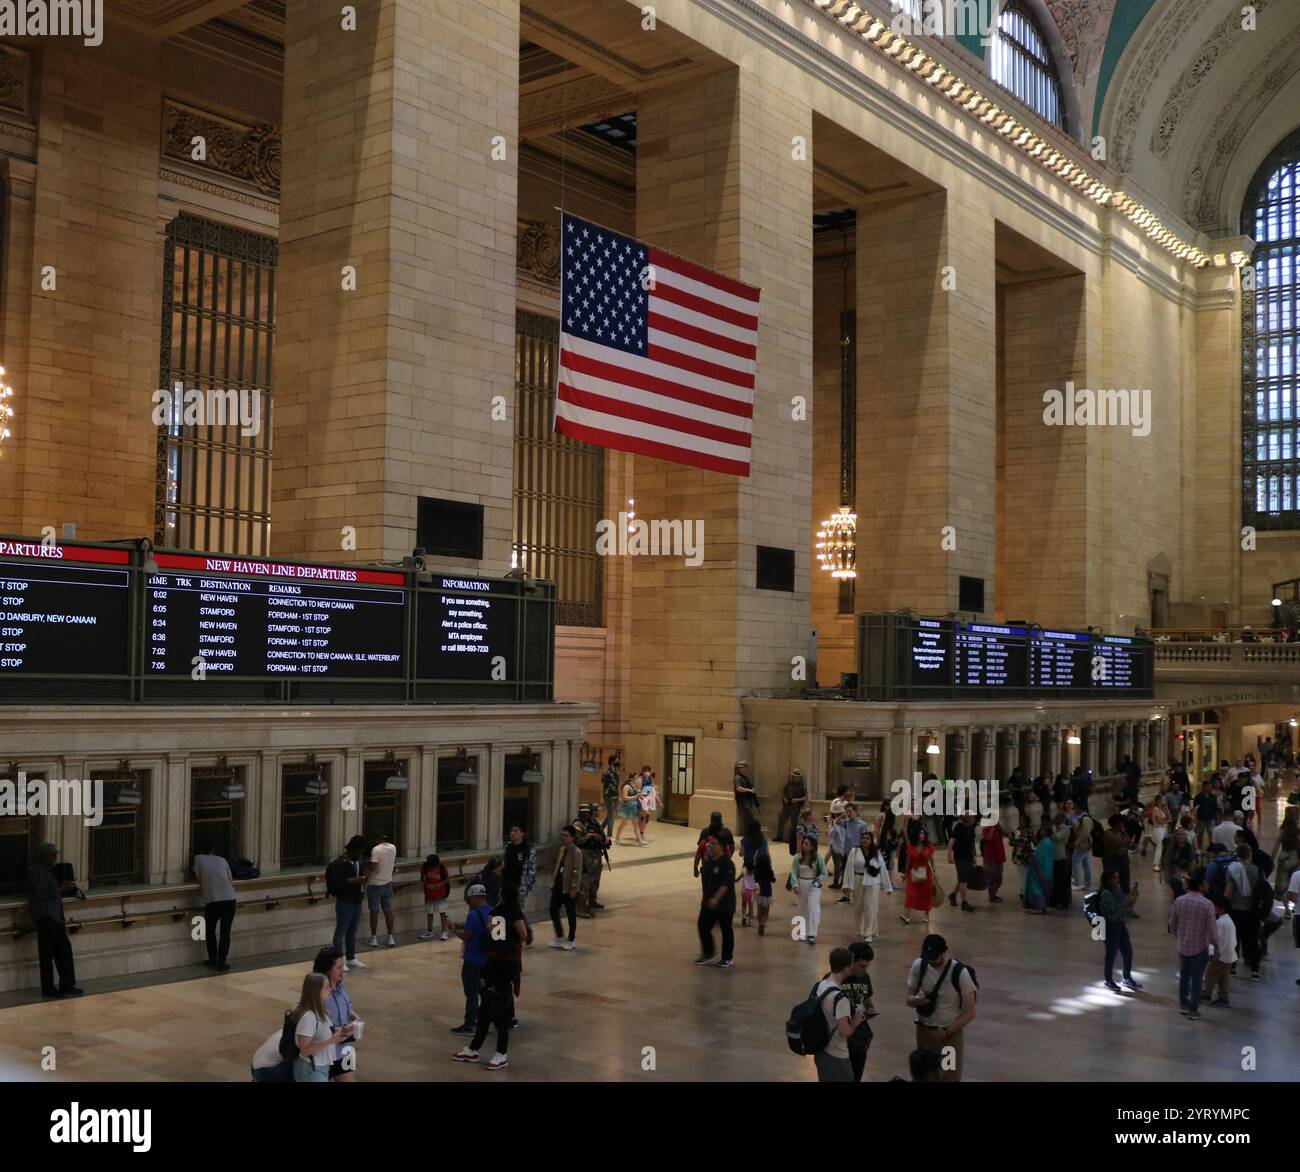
[1040,0,1300,236]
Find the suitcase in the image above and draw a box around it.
[967,864,987,892]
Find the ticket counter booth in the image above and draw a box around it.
[826,737,883,802]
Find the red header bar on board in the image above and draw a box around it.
[0,540,131,565]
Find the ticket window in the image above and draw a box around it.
[89,772,150,886]
[0,769,44,896]
[190,768,246,871]
[363,761,406,853]
[502,753,539,844]
[437,756,475,853]
[281,764,329,869]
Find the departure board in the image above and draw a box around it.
[954,622,1027,687]
[859,612,1153,700]
[417,578,518,680]
[1028,629,1093,690]
[0,542,131,675]
[145,553,406,678]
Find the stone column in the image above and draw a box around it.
[626,66,813,793]
[1116,722,1132,769]
[340,750,365,847]
[160,755,189,886]
[1135,723,1150,774]
[954,728,971,782]
[1083,724,1098,774]
[1045,727,1061,777]
[481,744,506,852]
[256,752,281,874]
[856,183,997,614]
[273,0,518,567]
[419,747,439,855]
[980,729,996,785]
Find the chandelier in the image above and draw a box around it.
[0,365,11,446]
[816,505,857,579]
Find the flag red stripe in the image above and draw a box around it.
[648,246,760,303]
[646,341,755,389]
[554,417,751,476]
[647,310,757,361]
[652,281,760,332]
[559,346,753,419]
[556,381,752,447]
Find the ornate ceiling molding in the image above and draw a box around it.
[1179,27,1300,231]
[0,43,30,117]
[517,219,561,288]
[161,99,281,197]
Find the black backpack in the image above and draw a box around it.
[786,978,843,1056]
[278,1010,301,1063]
[483,908,518,960]
[914,959,978,1019]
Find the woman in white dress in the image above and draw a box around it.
[842,828,894,943]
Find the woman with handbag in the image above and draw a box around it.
[844,829,893,943]
[900,826,936,927]
[788,836,830,945]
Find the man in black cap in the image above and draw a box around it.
[693,812,735,878]
[904,933,976,1082]
[326,835,370,972]
[573,803,608,915]
[28,843,83,997]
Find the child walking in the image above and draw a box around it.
[419,853,452,940]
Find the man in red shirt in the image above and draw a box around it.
[1167,869,1217,1020]
[980,821,1008,903]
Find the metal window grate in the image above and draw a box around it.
[363,767,404,849]
[991,1,1064,130]
[1243,128,1300,529]
[514,312,604,627]
[190,772,243,865]
[280,769,327,869]
[0,770,42,896]
[157,213,277,556]
[88,776,148,886]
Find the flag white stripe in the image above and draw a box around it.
[649,294,759,348]
[554,398,753,463]
[559,362,754,435]
[563,334,755,405]
[652,261,761,318]
[646,327,757,376]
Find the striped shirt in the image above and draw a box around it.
[1167,890,1217,956]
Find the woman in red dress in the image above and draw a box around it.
[901,826,936,927]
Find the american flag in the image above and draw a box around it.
[553,212,760,477]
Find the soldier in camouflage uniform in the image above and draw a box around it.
[573,803,609,915]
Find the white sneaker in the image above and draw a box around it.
[550,938,566,949]
[562,940,577,951]
[439,930,450,941]
[486,1052,509,1071]
[349,958,368,971]
[366,936,379,949]
[451,1048,480,1063]
[419,930,436,940]
[386,935,397,947]
[343,962,351,973]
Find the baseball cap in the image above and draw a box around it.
[920,933,948,963]
[466,883,488,898]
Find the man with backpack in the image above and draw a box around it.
[805,947,864,1082]
[1224,843,1266,980]
[325,836,370,973]
[905,933,977,1082]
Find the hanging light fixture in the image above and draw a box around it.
[816,506,858,579]
[382,750,408,792]
[579,742,601,774]
[301,753,329,797]
[114,760,142,807]
[453,747,479,786]
[520,746,544,785]
[0,366,12,447]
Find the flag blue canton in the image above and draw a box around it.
[562,214,650,358]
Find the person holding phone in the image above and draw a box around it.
[291,973,354,1083]
[313,947,361,1081]
[813,947,866,1082]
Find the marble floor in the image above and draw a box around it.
[1,806,1296,1082]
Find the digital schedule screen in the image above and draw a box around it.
[1028,629,1093,690]
[0,542,131,675]
[417,578,518,681]
[145,553,406,678]
[1094,635,1146,694]
[954,623,1027,688]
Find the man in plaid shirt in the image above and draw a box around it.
[28,843,83,997]
[1168,868,1217,1020]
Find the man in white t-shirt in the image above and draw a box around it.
[1211,813,1244,853]
[905,933,977,1083]
[193,843,238,972]
[813,947,864,1083]
[366,834,398,948]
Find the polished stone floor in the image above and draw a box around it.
[1,804,1296,1082]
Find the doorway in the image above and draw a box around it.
[663,737,695,823]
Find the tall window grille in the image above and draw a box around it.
[363,763,405,849]
[991,1,1064,130]
[514,311,604,626]
[157,213,277,555]
[0,769,42,896]
[189,770,244,868]
[1243,128,1300,528]
[88,774,149,886]
[280,766,328,869]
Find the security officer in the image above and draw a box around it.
[573,803,609,915]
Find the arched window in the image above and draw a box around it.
[1242,129,1300,528]
[991,1,1064,129]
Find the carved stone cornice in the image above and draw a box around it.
[161,99,281,197]
[159,167,279,213]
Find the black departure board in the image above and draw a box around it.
[145,553,406,678]
[416,578,518,680]
[860,612,1153,700]
[0,542,132,675]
